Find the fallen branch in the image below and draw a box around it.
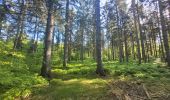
[142,84,151,99]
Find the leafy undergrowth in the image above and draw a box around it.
[1,41,170,100]
[31,60,113,100]
[31,59,170,100]
[0,41,48,99]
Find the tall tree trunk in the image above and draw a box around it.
[156,8,165,59]
[149,35,153,56]
[56,30,60,50]
[115,3,123,63]
[52,27,55,51]
[0,20,2,37]
[123,28,128,62]
[130,32,135,60]
[137,4,146,62]
[30,17,38,53]
[68,30,72,61]
[111,38,115,60]
[132,0,141,64]
[158,0,170,66]
[80,19,84,62]
[92,26,96,60]
[146,39,150,62]
[41,0,54,78]
[0,0,6,38]
[63,0,69,68]
[95,0,105,76]
[13,0,25,50]
[150,22,157,57]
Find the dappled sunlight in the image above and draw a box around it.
[134,72,145,78]
[118,75,130,81]
[67,63,83,68]
[0,0,170,98]
[0,50,8,55]
[31,77,109,99]
[0,61,12,66]
[0,41,170,99]
[12,52,25,59]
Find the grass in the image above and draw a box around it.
[31,60,113,100]
[30,59,170,99]
[0,41,170,99]
[31,78,110,100]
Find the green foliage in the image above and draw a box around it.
[0,41,48,99]
[108,62,170,80]
[1,41,170,99]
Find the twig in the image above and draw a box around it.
[142,84,151,99]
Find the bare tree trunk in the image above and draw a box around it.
[0,0,6,38]
[29,17,38,53]
[52,27,55,51]
[63,0,69,68]
[115,3,123,63]
[130,32,135,60]
[68,30,72,62]
[111,38,115,60]
[155,2,165,59]
[149,35,153,56]
[123,28,128,62]
[92,26,96,60]
[41,0,54,78]
[137,3,146,63]
[158,0,170,66]
[132,0,141,64]
[0,20,2,37]
[95,0,105,76]
[13,0,25,50]
[80,20,84,62]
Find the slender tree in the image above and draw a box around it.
[95,0,105,76]
[63,0,69,68]
[41,0,54,78]
[132,0,141,64]
[137,3,146,62]
[158,0,170,66]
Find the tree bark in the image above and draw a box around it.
[41,0,54,78]
[137,3,146,63]
[95,0,105,76]
[132,0,141,64]
[63,0,69,68]
[158,0,170,66]
[80,19,84,62]
[115,3,123,63]
[130,32,135,60]
[13,0,25,50]
[123,28,128,62]
[156,1,165,59]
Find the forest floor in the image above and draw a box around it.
[0,41,170,100]
[30,60,170,100]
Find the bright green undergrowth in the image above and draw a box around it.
[0,41,48,99]
[0,41,170,99]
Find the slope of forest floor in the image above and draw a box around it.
[0,41,170,100]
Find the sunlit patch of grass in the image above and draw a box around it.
[0,61,12,66]
[32,78,110,100]
[12,52,25,59]
[134,72,145,78]
[67,63,84,68]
